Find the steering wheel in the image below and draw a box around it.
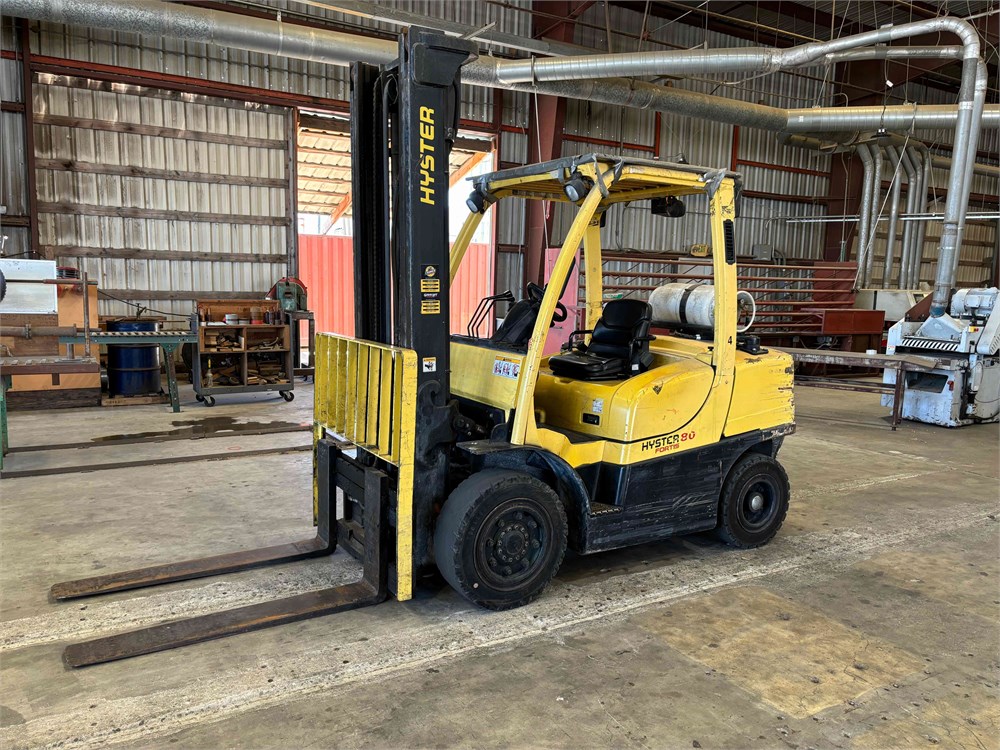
[526,282,568,326]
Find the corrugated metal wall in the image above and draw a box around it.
[1,18,31,257]
[32,75,293,323]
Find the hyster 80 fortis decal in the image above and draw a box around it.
[642,431,696,454]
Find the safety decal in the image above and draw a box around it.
[492,356,520,380]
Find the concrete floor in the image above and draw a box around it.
[1,384,997,749]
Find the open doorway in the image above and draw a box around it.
[294,112,495,338]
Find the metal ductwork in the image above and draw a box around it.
[914,148,933,287]
[4,0,994,316]
[931,154,1000,179]
[883,147,905,290]
[865,145,885,289]
[897,148,919,289]
[5,0,997,137]
[493,36,967,84]
[855,143,876,287]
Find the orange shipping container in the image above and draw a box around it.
[298,235,494,337]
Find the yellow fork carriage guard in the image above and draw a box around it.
[49,28,792,667]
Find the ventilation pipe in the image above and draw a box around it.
[864,145,885,288]
[913,150,933,286]
[897,148,919,289]
[900,144,926,289]
[855,143,875,286]
[4,0,991,316]
[931,154,1000,179]
[4,0,996,137]
[905,142,930,289]
[494,39,965,83]
[883,147,906,289]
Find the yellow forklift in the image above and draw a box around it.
[52,29,793,667]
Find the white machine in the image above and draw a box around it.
[883,287,1000,427]
[854,288,928,324]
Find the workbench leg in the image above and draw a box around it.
[891,367,903,430]
[163,345,181,413]
[307,316,315,380]
[1,376,9,471]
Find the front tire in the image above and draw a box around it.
[716,452,789,548]
[434,470,567,610]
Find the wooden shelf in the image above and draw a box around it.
[192,299,293,398]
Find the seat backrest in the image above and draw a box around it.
[587,299,652,362]
[490,298,539,348]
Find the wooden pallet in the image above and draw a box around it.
[5,388,102,411]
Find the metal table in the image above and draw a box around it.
[778,347,945,429]
[60,331,197,413]
[1,356,100,471]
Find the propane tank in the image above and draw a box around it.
[649,283,717,328]
[649,283,756,332]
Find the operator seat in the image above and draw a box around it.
[548,299,654,381]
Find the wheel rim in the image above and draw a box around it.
[737,475,780,533]
[474,500,550,591]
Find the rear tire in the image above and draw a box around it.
[434,469,567,610]
[716,452,789,548]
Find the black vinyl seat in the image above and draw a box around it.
[549,299,654,381]
[489,297,540,348]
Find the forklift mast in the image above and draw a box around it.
[351,29,478,571]
[48,28,480,668]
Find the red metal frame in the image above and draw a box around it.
[588,253,859,337]
[562,132,656,154]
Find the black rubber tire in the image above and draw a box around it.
[716,452,790,549]
[0,269,6,303]
[280,391,294,402]
[204,396,216,407]
[195,394,205,403]
[434,469,568,610]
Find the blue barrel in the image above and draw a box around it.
[106,320,162,396]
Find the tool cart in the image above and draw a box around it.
[191,299,294,406]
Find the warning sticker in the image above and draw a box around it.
[492,356,520,380]
[591,398,604,414]
[422,357,437,373]
[420,265,441,314]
